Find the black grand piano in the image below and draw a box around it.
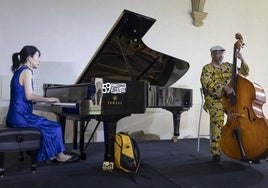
[34,9,192,171]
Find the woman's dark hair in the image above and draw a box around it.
[11,45,41,73]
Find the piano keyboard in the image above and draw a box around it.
[51,102,76,107]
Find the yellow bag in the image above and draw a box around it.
[114,132,140,173]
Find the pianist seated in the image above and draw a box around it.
[5,45,72,162]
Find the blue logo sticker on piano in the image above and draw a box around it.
[103,82,127,94]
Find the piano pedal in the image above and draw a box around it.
[71,149,87,160]
[102,161,114,172]
[172,136,178,142]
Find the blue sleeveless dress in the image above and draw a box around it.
[6,66,65,161]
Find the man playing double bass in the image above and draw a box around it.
[200,45,249,164]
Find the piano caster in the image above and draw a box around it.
[102,161,114,172]
[172,136,178,142]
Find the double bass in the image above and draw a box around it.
[220,33,268,161]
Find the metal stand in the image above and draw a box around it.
[197,88,210,152]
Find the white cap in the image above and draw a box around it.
[210,45,225,53]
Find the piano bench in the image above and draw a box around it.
[0,126,41,177]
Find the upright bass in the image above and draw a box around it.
[220,33,268,160]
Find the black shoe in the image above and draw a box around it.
[251,159,260,164]
[212,155,223,165]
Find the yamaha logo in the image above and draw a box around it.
[107,95,123,105]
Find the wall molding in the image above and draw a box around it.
[191,0,207,27]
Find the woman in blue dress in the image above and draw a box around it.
[6,45,71,162]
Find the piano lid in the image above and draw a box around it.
[76,9,190,87]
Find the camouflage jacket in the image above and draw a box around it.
[200,61,249,111]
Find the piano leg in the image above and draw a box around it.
[164,107,184,142]
[101,115,129,172]
[70,120,87,160]
[102,121,116,172]
[73,120,78,149]
[172,112,182,142]
[57,115,66,143]
[79,121,87,160]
